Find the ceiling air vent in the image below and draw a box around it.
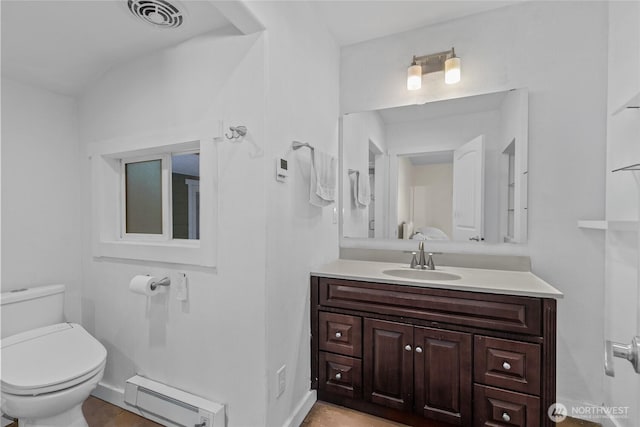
[127,0,184,29]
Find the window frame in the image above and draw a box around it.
[120,153,171,241]
[185,178,200,240]
[88,131,218,267]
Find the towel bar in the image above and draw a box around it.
[292,141,314,152]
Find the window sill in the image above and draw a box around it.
[94,239,214,267]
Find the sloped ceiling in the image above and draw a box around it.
[1,0,239,95]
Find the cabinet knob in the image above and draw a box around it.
[415,346,423,353]
[335,372,342,380]
[404,344,412,351]
[502,412,511,422]
[335,331,342,338]
[502,361,512,370]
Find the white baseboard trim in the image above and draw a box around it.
[281,390,317,427]
[92,381,128,411]
[558,396,624,427]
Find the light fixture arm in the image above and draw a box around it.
[411,47,456,75]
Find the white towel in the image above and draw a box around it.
[350,172,360,207]
[310,150,336,207]
[349,170,370,209]
[357,171,371,208]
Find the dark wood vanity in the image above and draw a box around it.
[310,275,557,427]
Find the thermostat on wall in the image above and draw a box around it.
[276,158,288,182]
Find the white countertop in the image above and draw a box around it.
[311,259,563,299]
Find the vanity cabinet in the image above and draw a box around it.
[311,276,556,427]
[364,319,471,424]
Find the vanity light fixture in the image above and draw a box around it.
[407,47,461,90]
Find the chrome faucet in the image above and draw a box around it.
[414,242,436,270]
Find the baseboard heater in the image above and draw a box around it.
[124,375,225,427]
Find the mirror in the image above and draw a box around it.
[341,88,528,245]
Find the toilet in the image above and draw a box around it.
[0,285,107,427]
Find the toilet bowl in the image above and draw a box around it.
[1,322,107,427]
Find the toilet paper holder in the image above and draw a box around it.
[605,336,640,377]
[150,277,171,291]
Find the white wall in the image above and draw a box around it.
[342,111,386,238]
[79,32,269,427]
[603,2,640,426]
[1,78,83,324]
[411,163,453,237]
[341,0,608,408]
[243,2,340,426]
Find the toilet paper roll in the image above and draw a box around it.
[129,275,160,296]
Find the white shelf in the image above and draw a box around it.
[578,220,639,231]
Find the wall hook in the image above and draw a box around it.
[225,125,247,140]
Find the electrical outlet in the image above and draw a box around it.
[276,365,286,398]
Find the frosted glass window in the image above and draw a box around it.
[125,159,162,234]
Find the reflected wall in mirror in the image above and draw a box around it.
[341,88,528,244]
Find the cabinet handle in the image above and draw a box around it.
[415,346,423,353]
[335,372,342,380]
[404,344,412,351]
[335,331,342,338]
[502,361,512,370]
[502,412,511,422]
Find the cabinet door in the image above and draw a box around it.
[363,318,414,411]
[414,327,472,425]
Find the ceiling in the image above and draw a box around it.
[312,0,525,46]
[1,1,523,97]
[1,0,238,96]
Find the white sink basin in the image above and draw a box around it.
[382,269,462,281]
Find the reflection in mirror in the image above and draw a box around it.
[341,89,528,244]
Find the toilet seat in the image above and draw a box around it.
[1,323,107,396]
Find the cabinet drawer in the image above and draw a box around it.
[319,352,362,399]
[319,312,362,357]
[474,385,540,427]
[475,336,541,395]
[319,278,541,335]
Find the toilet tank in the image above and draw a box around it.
[0,284,65,338]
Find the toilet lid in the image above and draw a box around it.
[1,323,107,396]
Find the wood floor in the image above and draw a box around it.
[6,396,601,427]
[301,401,602,427]
[300,401,600,427]
[6,396,161,427]
[301,401,409,427]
